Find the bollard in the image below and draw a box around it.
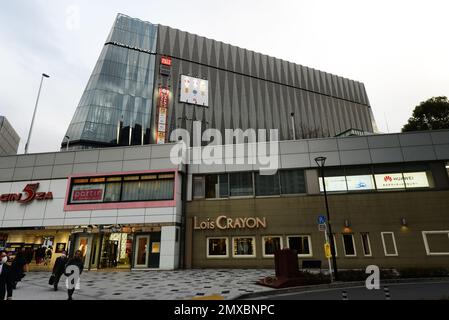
[341,290,348,300]
[383,286,391,300]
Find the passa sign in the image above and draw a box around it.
[0,183,53,203]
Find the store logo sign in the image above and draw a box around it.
[161,56,172,66]
[384,176,393,182]
[0,183,53,204]
[194,216,267,230]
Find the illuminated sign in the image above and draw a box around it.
[319,176,347,192]
[194,216,267,230]
[70,184,105,203]
[161,56,172,66]
[0,183,53,203]
[403,172,430,188]
[346,175,375,191]
[156,87,170,144]
[180,75,208,106]
[374,172,429,189]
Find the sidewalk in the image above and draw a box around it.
[11,269,275,300]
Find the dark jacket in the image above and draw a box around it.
[65,257,84,276]
[11,254,27,282]
[53,256,69,276]
[0,263,13,300]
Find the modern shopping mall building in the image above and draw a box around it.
[1,14,448,272]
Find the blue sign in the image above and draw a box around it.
[318,215,326,224]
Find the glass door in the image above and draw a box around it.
[75,235,93,269]
[134,235,150,268]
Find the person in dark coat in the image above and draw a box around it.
[11,248,27,289]
[52,250,68,291]
[0,250,13,300]
[65,250,84,300]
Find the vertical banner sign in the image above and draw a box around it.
[156,87,169,144]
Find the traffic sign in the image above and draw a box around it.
[318,215,326,224]
[324,242,332,258]
[318,224,327,232]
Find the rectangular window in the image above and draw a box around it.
[360,233,372,256]
[205,174,218,198]
[229,172,253,197]
[280,169,306,194]
[69,172,174,204]
[255,172,280,196]
[342,234,356,256]
[287,235,312,257]
[422,231,449,256]
[381,232,398,256]
[207,237,229,258]
[193,176,205,199]
[219,174,229,198]
[232,237,256,258]
[262,236,283,257]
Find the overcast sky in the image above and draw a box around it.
[1,0,448,154]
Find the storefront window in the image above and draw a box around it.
[280,169,306,194]
[104,182,121,202]
[262,236,282,257]
[361,233,372,256]
[219,174,229,198]
[229,172,253,197]
[193,176,205,199]
[233,237,256,258]
[287,235,312,256]
[207,237,228,258]
[255,172,280,196]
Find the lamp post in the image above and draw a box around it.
[24,73,50,154]
[315,156,339,281]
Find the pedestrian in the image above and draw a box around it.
[44,246,53,266]
[51,250,68,291]
[0,250,13,300]
[65,250,84,300]
[11,248,27,289]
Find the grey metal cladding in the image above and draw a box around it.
[155,24,374,140]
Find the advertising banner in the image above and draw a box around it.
[319,176,347,192]
[180,75,208,106]
[374,173,405,189]
[403,172,430,188]
[346,175,375,191]
[70,184,105,203]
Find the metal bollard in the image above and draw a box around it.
[383,286,391,300]
[341,290,348,300]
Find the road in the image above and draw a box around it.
[257,281,449,300]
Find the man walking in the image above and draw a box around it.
[0,250,13,300]
[52,250,68,291]
[65,250,84,300]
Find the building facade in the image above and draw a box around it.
[1,130,449,271]
[184,130,449,269]
[62,14,377,150]
[0,116,20,156]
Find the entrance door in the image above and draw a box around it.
[134,235,150,268]
[75,235,93,269]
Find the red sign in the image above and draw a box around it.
[161,56,172,66]
[0,183,53,203]
[157,87,170,144]
[72,189,103,201]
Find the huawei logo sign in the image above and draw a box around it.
[384,176,393,182]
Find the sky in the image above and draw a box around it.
[0,0,448,154]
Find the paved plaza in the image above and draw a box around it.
[11,269,275,300]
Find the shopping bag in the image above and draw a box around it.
[48,274,55,285]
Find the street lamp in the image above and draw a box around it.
[315,156,339,281]
[24,73,50,154]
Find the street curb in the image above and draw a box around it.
[235,277,449,300]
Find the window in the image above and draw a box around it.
[69,173,174,204]
[422,231,449,256]
[207,237,229,258]
[205,174,218,198]
[229,172,253,197]
[262,236,283,257]
[287,235,312,257]
[255,172,280,196]
[346,175,375,191]
[342,234,356,256]
[360,233,372,256]
[381,232,398,256]
[193,176,205,199]
[218,174,229,198]
[280,169,306,194]
[232,237,256,258]
[319,176,347,192]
